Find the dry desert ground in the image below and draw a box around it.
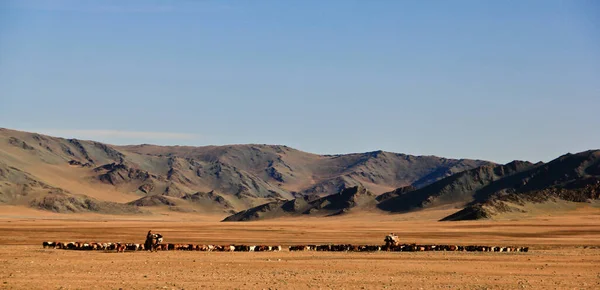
[1,206,600,289]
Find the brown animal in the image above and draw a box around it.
[216,245,232,252]
[116,243,126,253]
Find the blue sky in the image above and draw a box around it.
[1,0,598,163]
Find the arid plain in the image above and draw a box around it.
[1,206,599,289]
[1,129,600,289]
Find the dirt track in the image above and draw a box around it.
[1,211,600,289]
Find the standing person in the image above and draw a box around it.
[145,230,154,251]
[384,233,399,247]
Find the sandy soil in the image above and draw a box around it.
[1,209,600,289]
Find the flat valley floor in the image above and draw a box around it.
[1,207,600,289]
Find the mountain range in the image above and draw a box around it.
[1,128,598,221]
[225,150,600,221]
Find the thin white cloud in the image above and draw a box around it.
[35,129,199,140]
[12,0,176,13]
[11,0,236,13]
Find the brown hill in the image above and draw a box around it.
[0,128,491,214]
[222,161,536,221]
[223,150,600,222]
[377,160,537,212]
[441,150,600,221]
[119,145,491,196]
[223,185,378,221]
[31,192,144,215]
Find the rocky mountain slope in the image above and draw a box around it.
[377,160,537,212]
[441,150,600,221]
[224,150,600,221]
[0,128,491,214]
[223,185,377,221]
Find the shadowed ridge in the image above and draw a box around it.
[377,160,535,213]
[441,150,600,221]
[222,185,377,221]
[375,185,417,202]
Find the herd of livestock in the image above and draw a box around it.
[42,241,529,253]
[42,241,281,252]
[289,244,528,252]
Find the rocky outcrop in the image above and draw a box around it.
[31,192,144,214]
[182,191,234,209]
[94,163,153,185]
[376,185,417,202]
[8,137,34,150]
[127,195,178,207]
[223,186,377,221]
[138,183,155,194]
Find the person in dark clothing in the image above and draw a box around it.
[145,230,154,251]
